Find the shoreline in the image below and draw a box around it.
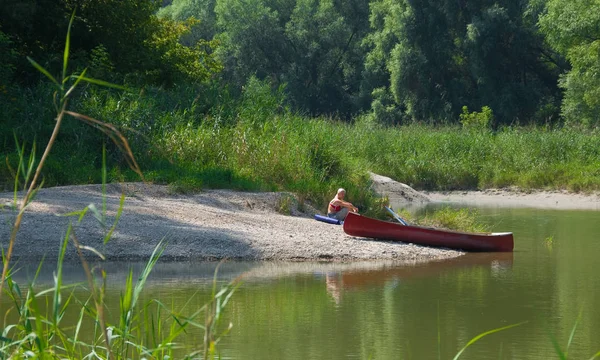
[0,183,462,262]
[3,181,598,263]
[424,189,600,210]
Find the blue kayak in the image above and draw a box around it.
[314,214,342,225]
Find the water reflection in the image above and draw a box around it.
[322,253,513,306]
[4,207,600,359]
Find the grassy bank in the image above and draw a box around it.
[3,81,600,213]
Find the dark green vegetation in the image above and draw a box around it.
[1,0,600,211]
[1,240,238,358]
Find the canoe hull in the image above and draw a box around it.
[343,212,513,252]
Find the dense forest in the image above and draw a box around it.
[1,0,600,208]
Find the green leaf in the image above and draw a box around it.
[550,333,567,360]
[53,225,71,326]
[103,193,125,245]
[63,11,76,82]
[589,350,600,360]
[60,206,90,223]
[566,309,583,357]
[27,57,60,88]
[453,322,527,360]
[75,75,128,90]
[63,68,88,100]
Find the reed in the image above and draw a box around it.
[1,240,239,359]
[0,12,140,303]
[389,207,490,233]
[452,322,527,359]
[4,79,600,209]
[2,15,239,359]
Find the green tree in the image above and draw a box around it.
[0,28,18,84]
[214,0,369,117]
[363,0,561,125]
[215,0,291,89]
[539,0,600,126]
[283,0,366,115]
[465,3,561,124]
[157,0,218,44]
[0,0,219,86]
[363,0,464,123]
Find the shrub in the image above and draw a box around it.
[460,106,494,130]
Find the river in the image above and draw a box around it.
[3,205,599,359]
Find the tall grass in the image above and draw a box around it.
[1,240,239,359]
[0,10,139,303]
[391,206,490,233]
[5,79,600,211]
[352,123,600,192]
[4,59,600,214]
[2,15,239,359]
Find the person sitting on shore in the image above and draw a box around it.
[327,188,358,221]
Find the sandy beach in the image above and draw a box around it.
[2,176,598,262]
[0,182,461,262]
[425,189,600,210]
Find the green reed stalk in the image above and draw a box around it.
[0,12,142,359]
[550,309,583,360]
[0,13,241,360]
[453,321,526,360]
[0,27,69,307]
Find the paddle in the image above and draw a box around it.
[385,206,408,225]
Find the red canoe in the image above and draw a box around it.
[343,212,514,252]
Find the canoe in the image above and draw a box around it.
[342,212,513,252]
[338,252,514,289]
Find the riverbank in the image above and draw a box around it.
[4,179,599,262]
[425,188,600,210]
[0,183,461,262]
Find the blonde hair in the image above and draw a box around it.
[337,188,346,194]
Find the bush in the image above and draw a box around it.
[460,106,494,130]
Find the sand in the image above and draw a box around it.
[3,175,597,263]
[425,189,600,210]
[0,182,461,262]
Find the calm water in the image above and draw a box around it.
[4,206,600,359]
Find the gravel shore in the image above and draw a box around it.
[0,183,462,262]
[425,188,600,209]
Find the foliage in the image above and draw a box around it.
[0,10,141,313]
[0,28,18,84]
[1,18,237,358]
[214,0,370,116]
[2,0,597,126]
[1,228,238,359]
[390,207,490,233]
[276,193,295,215]
[157,0,218,44]
[421,207,490,233]
[363,0,561,125]
[143,17,223,86]
[5,82,600,205]
[0,0,221,86]
[539,0,600,127]
[453,322,527,359]
[238,76,287,126]
[459,106,494,130]
[3,0,600,206]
